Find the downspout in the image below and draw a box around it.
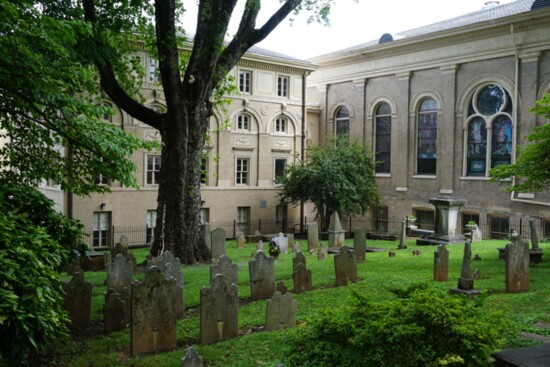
[300,71,308,232]
[508,23,550,207]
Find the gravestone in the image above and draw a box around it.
[389,251,396,257]
[293,242,301,253]
[505,233,530,293]
[200,274,238,345]
[146,251,185,318]
[105,253,133,323]
[307,222,319,251]
[202,223,211,254]
[354,228,366,262]
[449,242,480,298]
[293,252,307,273]
[473,269,481,280]
[126,252,138,274]
[286,234,295,252]
[67,258,83,276]
[293,263,313,293]
[529,219,543,263]
[433,244,449,282]
[131,266,178,356]
[210,255,238,286]
[276,281,288,294]
[63,272,92,328]
[412,249,421,256]
[256,240,264,252]
[334,246,357,286]
[265,291,297,331]
[328,212,345,247]
[277,233,289,254]
[471,225,482,243]
[104,252,111,266]
[317,245,328,260]
[417,197,468,246]
[181,347,203,367]
[398,221,408,249]
[249,251,275,300]
[103,289,128,333]
[236,230,246,248]
[211,228,227,260]
[112,237,129,259]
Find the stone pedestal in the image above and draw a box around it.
[328,212,345,247]
[417,197,468,246]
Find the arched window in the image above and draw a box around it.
[375,103,391,174]
[335,106,350,136]
[274,117,287,133]
[417,98,437,175]
[466,84,513,176]
[236,113,250,131]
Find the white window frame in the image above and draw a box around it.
[200,156,209,186]
[237,114,250,131]
[274,158,287,185]
[93,211,111,247]
[275,117,287,133]
[146,155,161,185]
[148,57,161,82]
[235,157,250,185]
[239,70,251,94]
[146,210,157,245]
[277,75,289,97]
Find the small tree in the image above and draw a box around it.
[280,136,380,231]
[490,93,550,192]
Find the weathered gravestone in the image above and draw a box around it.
[354,228,366,262]
[286,234,295,252]
[317,245,328,261]
[276,281,288,294]
[145,251,185,318]
[112,237,129,259]
[449,242,480,298]
[293,242,301,253]
[505,233,530,293]
[63,272,92,328]
[104,252,111,266]
[529,219,543,263]
[104,289,128,333]
[210,255,238,286]
[293,263,313,293]
[67,258,83,276]
[211,228,227,260]
[307,222,319,251]
[236,230,246,248]
[293,252,307,273]
[398,221,408,249]
[249,251,275,300]
[328,212,345,247]
[265,291,297,331]
[277,233,289,254]
[181,347,203,367]
[202,222,211,255]
[256,240,264,253]
[433,244,449,282]
[131,266,178,356]
[200,274,238,345]
[334,246,358,286]
[105,253,133,327]
[471,225,482,243]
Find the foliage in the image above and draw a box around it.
[490,93,550,192]
[0,179,88,366]
[280,135,380,230]
[0,0,156,195]
[268,238,281,257]
[282,284,512,367]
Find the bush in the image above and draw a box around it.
[283,284,512,367]
[0,179,88,366]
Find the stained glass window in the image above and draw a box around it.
[375,103,391,174]
[417,98,437,175]
[335,106,350,136]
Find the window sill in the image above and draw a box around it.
[412,175,436,179]
[375,173,391,178]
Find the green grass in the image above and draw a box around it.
[49,238,550,366]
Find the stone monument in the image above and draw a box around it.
[328,212,345,247]
[417,197,468,246]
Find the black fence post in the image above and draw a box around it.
[233,219,236,239]
[258,218,261,233]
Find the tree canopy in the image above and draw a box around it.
[279,136,381,230]
[490,93,550,192]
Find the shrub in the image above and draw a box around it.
[283,284,512,367]
[0,179,87,366]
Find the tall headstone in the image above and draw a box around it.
[293,252,307,273]
[63,272,92,328]
[317,245,328,261]
[181,347,203,367]
[433,244,449,282]
[286,234,295,252]
[211,228,227,260]
[449,242,480,298]
[131,266,178,356]
[210,255,238,286]
[307,222,319,251]
[67,258,83,276]
[256,240,264,252]
[111,241,129,260]
[248,251,275,300]
[293,263,313,293]
[471,225,482,243]
[105,253,134,293]
[202,222,211,253]
[417,197,468,246]
[265,292,297,331]
[236,230,246,248]
[328,212,345,247]
[103,289,128,333]
[200,274,238,345]
[529,219,543,263]
[334,246,357,286]
[505,233,530,293]
[354,228,366,262]
[146,251,185,318]
[398,221,408,249]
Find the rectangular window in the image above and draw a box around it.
[462,213,480,234]
[239,70,251,93]
[543,220,550,240]
[146,210,157,245]
[147,155,161,185]
[276,205,288,233]
[200,157,208,185]
[95,174,111,186]
[372,206,388,233]
[489,215,509,240]
[275,118,286,133]
[236,158,249,185]
[149,58,161,82]
[93,212,111,247]
[414,209,435,231]
[277,76,289,97]
[417,111,437,175]
[237,206,250,235]
[200,208,210,225]
[274,158,286,185]
[237,114,250,130]
[375,115,391,174]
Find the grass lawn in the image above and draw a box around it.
[49,237,550,367]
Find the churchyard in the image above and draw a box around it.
[51,235,550,367]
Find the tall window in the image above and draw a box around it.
[489,215,509,239]
[335,106,350,136]
[147,155,161,185]
[414,209,435,231]
[275,117,287,133]
[239,70,251,93]
[375,103,392,174]
[277,76,289,97]
[417,98,437,175]
[276,205,288,233]
[237,114,250,131]
[236,158,249,185]
[274,158,287,185]
[200,208,210,225]
[466,84,513,176]
[93,212,111,247]
[200,157,208,185]
[149,58,161,82]
[146,210,157,245]
[237,207,250,235]
[372,206,388,233]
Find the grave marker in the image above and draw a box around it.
[328,212,345,247]
[63,272,92,328]
[265,291,297,331]
[433,244,449,282]
[200,274,238,345]
[211,228,227,260]
[293,263,313,293]
[181,347,203,367]
[248,251,275,300]
[354,228,366,262]
[307,222,319,251]
[449,242,480,298]
[505,233,530,293]
[334,246,357,286]
[210,255,238,286]
[146,251,185,318]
